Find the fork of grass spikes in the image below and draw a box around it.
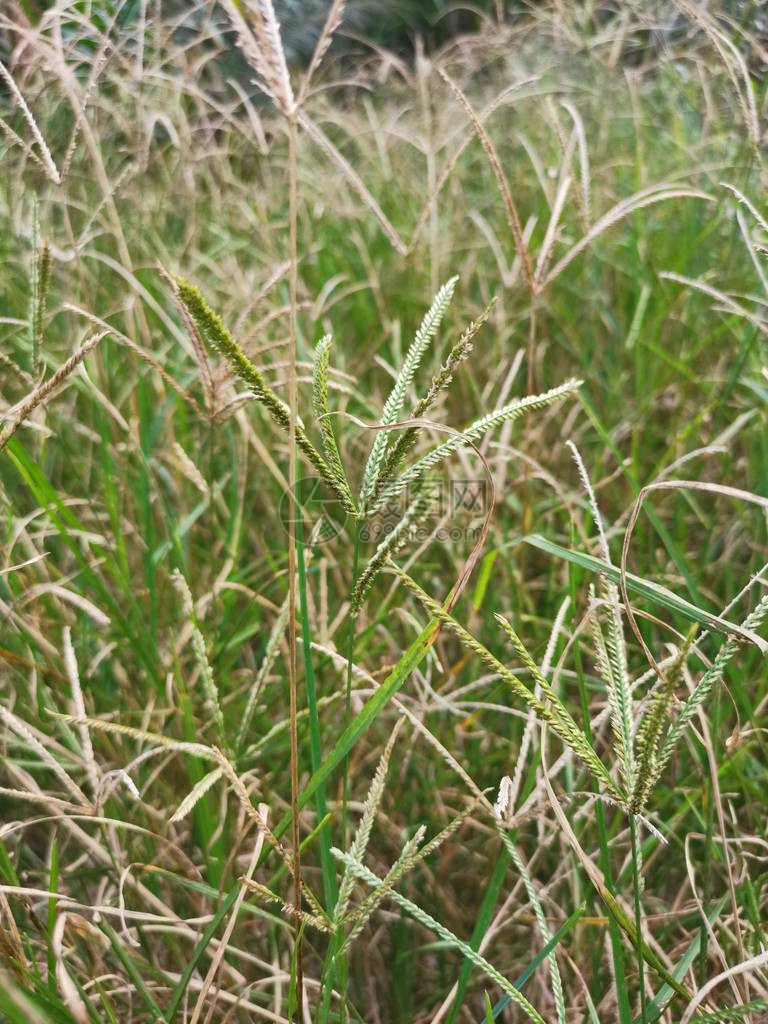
[172,272,580,606]
[391,564,768,1014]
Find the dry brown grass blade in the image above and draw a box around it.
[0,331,109,452]
[0,59,61,183]
[298,110,407,255]
[298,0,346,105]
[438,68,533,292]
[189,805,269,1024]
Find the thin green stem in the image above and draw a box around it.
[286,112,303,1019]
[630,816,648,1023]
[329,518,362,1024]
[296,481,338,913]
[342,521,362,851]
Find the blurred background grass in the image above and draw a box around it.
[1,2,768,1021]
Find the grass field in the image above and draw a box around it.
[1,2,768,1022]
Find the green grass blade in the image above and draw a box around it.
[521,534,766,648]
[268,615,438,851]
[101,919,165,1022]
[483,902,586,1022]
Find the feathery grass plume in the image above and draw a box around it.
[359,276,459,505]
[170,767,225,823]
[438,70,533,293]
[312,334,350,493]
[64,302,204,415]
[0,330,109,452]
[589,579,635,794]
[173,276,357,514]
[219,0,295,117]
[366,298,496,511]
[656,593,768,776]
[351,492,428,616]
[298,110,407,255]
[298,0,347,105]
[560,99,591,228]
[373,378,582,511]
[497,828,566,1024]
[494,612,623,801]
[333,850,546,1024]
[335,721,402,922]
[172,569,225,742]
[631,627,697,814]
[392,562,620,799]
[237,591,290,750]
[0,349,34,388]
[0,60,61,184]
[721,182,768,235]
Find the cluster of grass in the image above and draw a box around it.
[1,1,768,1021]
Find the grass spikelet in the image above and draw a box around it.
[219,0,295,116]
[335,720,402,921]
[589,578,635,794]
[373,378,581,510]
[29,218,51,380]
[656,593,768,775]
[367,298,496,509]
[171,569,225,742]
[0,707,91,808]
[494,611,623,800]
[631,627,697,813]
[333,850,546,1024]
[351,493,428,615]
[169,767,225,823]
[359,276,458,504]
[392,563,620,799]
[498,828,566,1024]
[237,591,290,751]
[241,880,334,932]
[210,749,330,925]
[174,276,356,513]
[62,627,99,798]
[53,713,217,761]
[336,827,426,954]
[0,60,61,184]
[312,334,349,493]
